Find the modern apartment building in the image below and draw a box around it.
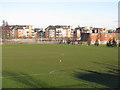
[9,25,33,38]
[45,25,73,40]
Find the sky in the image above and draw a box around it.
[0,0,119,29]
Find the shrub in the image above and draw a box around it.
[112,38,117,47]
[87,38,91,45]
[95,39,99,46]
[106,42,109,47]
[77,40,80,44]
[106,39,117,47]
[67,38,71,44]
[106,39,112,47]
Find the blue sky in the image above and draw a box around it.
[0,0,119,29]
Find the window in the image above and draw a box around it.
[92,30,95,33]
[32,33,34,36]
[104,34,107,37]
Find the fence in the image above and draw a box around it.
[2,38,117,45]
[2,38,66,44]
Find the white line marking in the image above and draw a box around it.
[1,69,69,79]
[49,70,55,74]
[60,60,62,62]
[1,70,58,79]
[1,73,47,79]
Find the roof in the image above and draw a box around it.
[45,25,71,30]
[9,25,29,30]
[116,27,120,30]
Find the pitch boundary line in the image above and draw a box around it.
[1,70,68,79]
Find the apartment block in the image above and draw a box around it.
[45,25,73,40]
[9,25,33,38]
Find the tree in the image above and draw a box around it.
[112,38,117,47]
[106,38,117,47]
[2,20,10,39]
[2,20,5,26]
[35,32,40,38]
[106,42,109,47]
[109,39,112,46]
[87,38,91,45]
[95,39,99,46]
[67,38,71,44]
[106,39,113,47]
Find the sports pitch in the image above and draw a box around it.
[2,44,119,88]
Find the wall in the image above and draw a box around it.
[100,33,115,41]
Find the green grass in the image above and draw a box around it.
[2,44,119,88]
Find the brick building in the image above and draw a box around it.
[115,27,120,44]
[80,27,115,44]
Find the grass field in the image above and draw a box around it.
[2,44,119,88]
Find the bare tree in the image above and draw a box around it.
[2,20,10,40]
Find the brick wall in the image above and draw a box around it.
[89,33,98,41]
[100,33,115,41]
[89,33,115,44]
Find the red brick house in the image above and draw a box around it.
[99,33,115,44]
[81,33,115,45]
[89,33,115,44]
